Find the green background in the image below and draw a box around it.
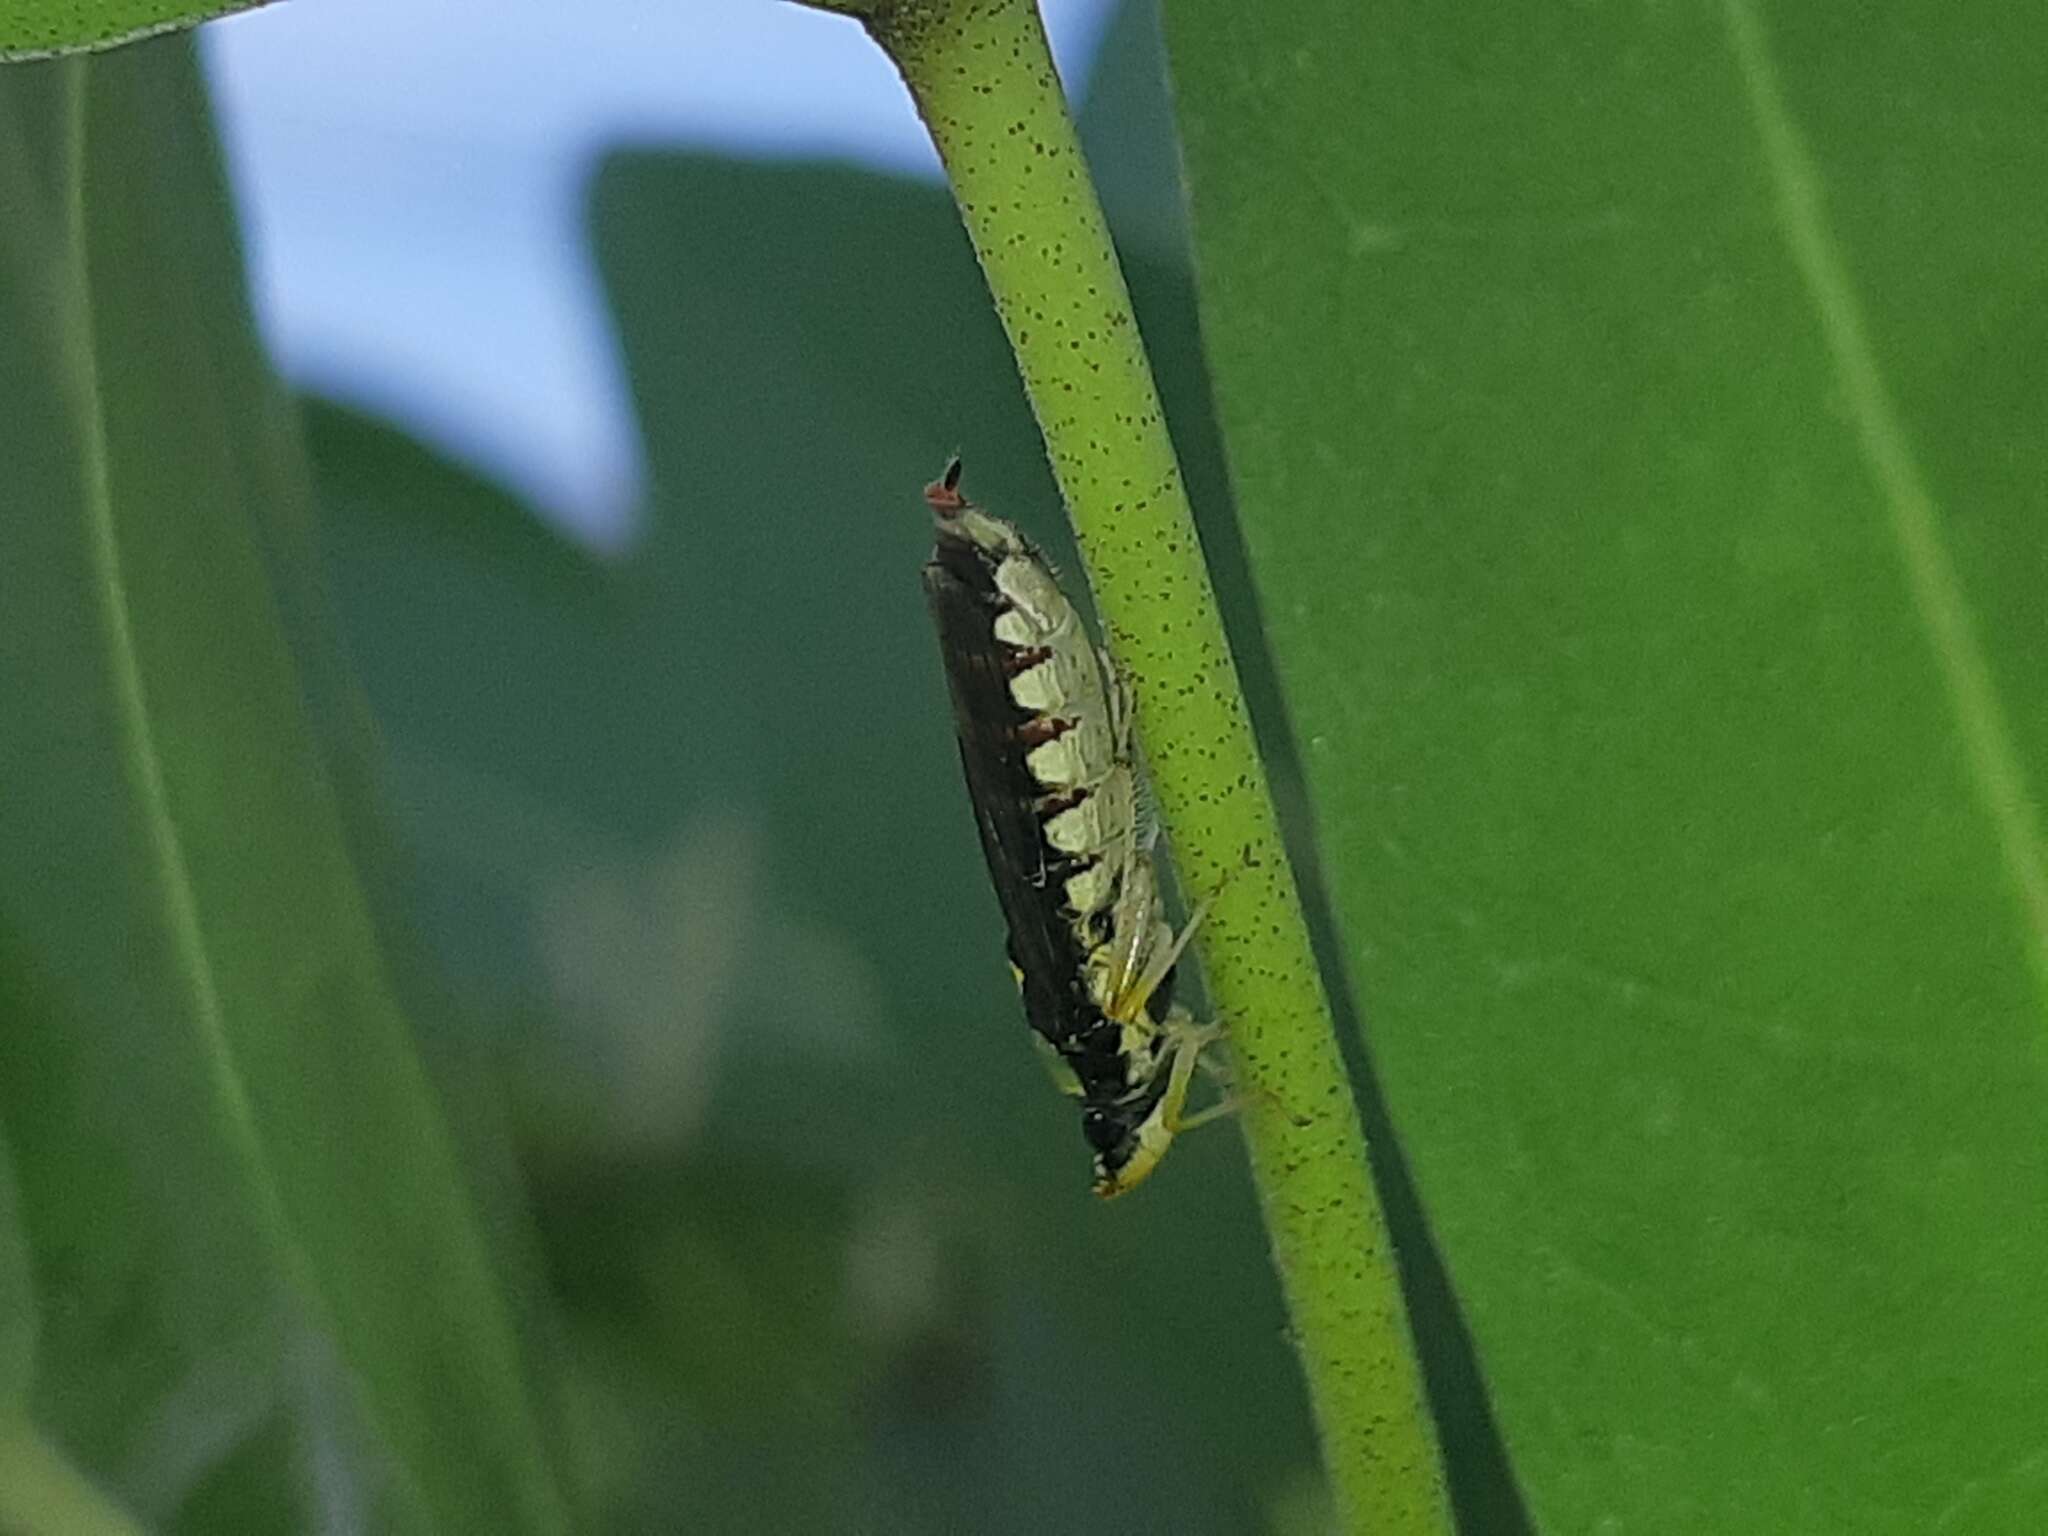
[3,0,2041,1529]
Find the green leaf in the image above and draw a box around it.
[0,42,567,1533]
[0,0,272,60]
[1164,1,2047,1530]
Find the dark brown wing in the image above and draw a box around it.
[922,537,1095,1053]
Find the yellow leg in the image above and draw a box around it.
[1171,1095,1238,1134]
[1105,843,1263,1030]
[1112,891,1211,1025]
[1156,1019,1228,1131]
[1092,1013,1225,1198]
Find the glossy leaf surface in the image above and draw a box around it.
[1162,2,2047,1529]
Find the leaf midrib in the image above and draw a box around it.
[1725,0,2048,1022]
[62,64,280,1239]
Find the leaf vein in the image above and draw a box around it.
[1724,0,2048,1024]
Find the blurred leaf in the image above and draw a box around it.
[306,397,643,998]
[0,41,566,1535]
[0,0,272,60]
[307,398,618,632]
[0,1126,29,1408]
[1163,1,2047,1530]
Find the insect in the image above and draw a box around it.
[920,459,1225,1195]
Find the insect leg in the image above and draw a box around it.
[1107,882,1210,1028]
[1152,1016,1231,1138]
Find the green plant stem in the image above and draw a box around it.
[800,2,1452,1529]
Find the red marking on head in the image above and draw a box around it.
[924,456,969,518]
